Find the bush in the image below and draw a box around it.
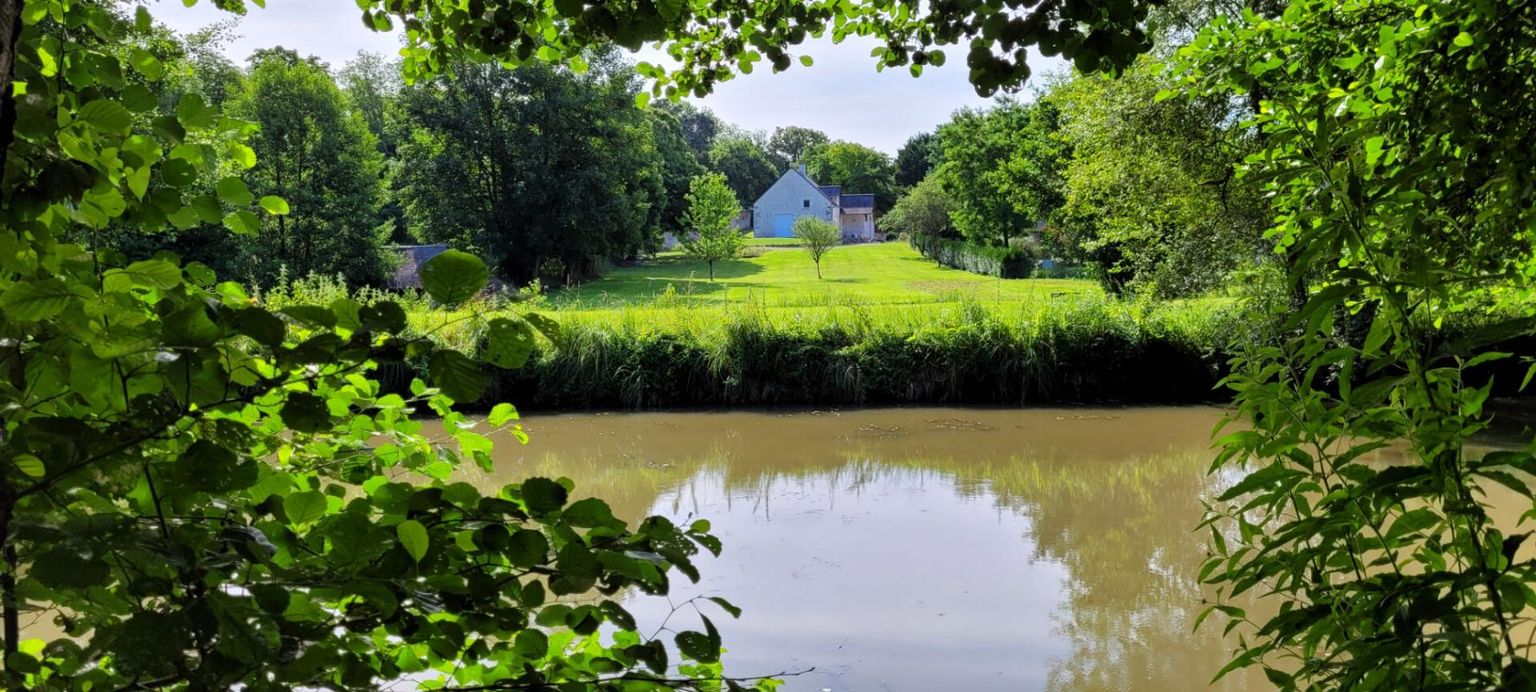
[908,233,1035,278]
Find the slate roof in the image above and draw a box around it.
[817,185,842,202]
[388,244,449,289]
[839,194,875,210]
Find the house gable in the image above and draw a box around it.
[751,168,839,237]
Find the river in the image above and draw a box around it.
[446,406,1273,691]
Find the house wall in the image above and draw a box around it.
[839,212,875,242]
[752,171,837,238]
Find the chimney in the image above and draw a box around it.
[797,163,807,174]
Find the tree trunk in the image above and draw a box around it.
[0,0,28,202]
[708,260,714,281]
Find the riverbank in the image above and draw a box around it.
[388,296,1243,409]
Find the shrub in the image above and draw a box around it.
[908,233,1036,278]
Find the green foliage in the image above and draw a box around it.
[705,134,779,204]
[395,52,665,284]
[882,175,954,239]
[803,140,898,210]
[791,217,840,279]
[909,233,1035,279]
[468,297,1238,409]
[1180,0,1536,687]
[355,0,1157,98]
[1048,57,1266,298]
[682,173,746,281]
[650,106,709,238]
[767,126,828,165]
[895,131,940,188]
[228,48,393,286]
[934,100,1065,247]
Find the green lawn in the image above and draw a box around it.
[554,242,1098,311]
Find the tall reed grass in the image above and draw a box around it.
[256,272,1245,410]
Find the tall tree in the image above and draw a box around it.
[682,172,745,280]
[881,174,953,238]
[706,133,779,204]
[768,125,829,165]
[397,52,665,283]
[803,140,898,210]
[934,100,1065,247]
[1048,57,1265,297]
[649,106,707,238]
[229,48,391,286]
[895,131,940,188]
[655,99,720,163]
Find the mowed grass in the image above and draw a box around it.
[552,241,1098,312]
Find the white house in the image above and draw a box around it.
[751,166,876,242]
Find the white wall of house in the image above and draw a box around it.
[752,169,836,238]
[839,211,875,242]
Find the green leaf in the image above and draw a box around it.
[258,195,290,215]
[563,498,616,528]
[429,349,486,403]
[397,520,429,563]
[675,630,718,663]
[520,477,569,515]
[1386,508,1439,542]
[1453,31,1474,47]
[31,548,109,589]
[419,249,488,306]
[284,491,328,527]
[1,278,79,320]
[12,454,44,479]
[78,99,132,133]
[223,210,261,235]
[177,93,216,130]
[280,392,332,433]
[128,47,163,81]
[505,529,549,567]
[488,402,519,426]
[483,317,536,368]
[707,596,742,618]
[175,441,257,492]
[216,177,255,205]
[103,258,183,293]
[514,629,548,659]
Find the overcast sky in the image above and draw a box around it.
[155,0,1059,154]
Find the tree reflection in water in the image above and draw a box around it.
[439,408,1268,691]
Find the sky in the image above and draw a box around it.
[154,0,1061,154]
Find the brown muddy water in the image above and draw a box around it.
[444,406,1275,692]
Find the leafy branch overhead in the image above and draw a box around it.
[212,0,1156,97]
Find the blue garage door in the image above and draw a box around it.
[772,214,795,237]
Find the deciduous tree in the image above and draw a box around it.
[229,48,392,286]
[768,126,829,165]
[706,134,779,204]
[682,172,745,280]
[803,140,898,210]
[792,216,840,279]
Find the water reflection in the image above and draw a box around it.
[448,407,1269,691]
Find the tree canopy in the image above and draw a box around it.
[803,140,898,210]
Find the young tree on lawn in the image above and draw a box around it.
[793,217,841,279]
[682,172,745,280]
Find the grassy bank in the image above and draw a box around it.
[267,245,1242,410]
[394,295,1242,410]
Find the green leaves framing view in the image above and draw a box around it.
[0,0,1533,689]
